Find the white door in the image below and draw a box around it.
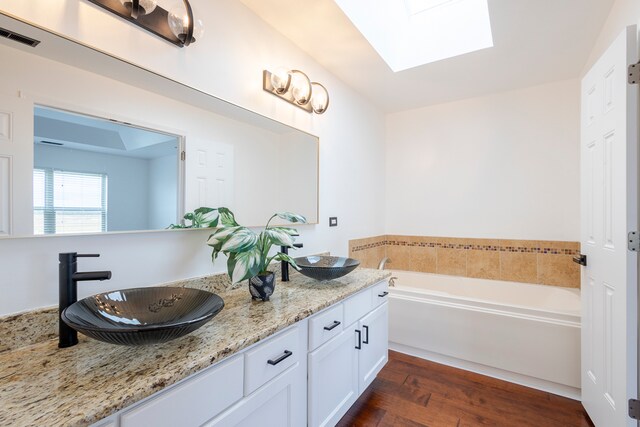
[358,302,388,393]
[0,91,33,236]
[580,25,638,427]
[185,140,234,212]
[308,324,359,427]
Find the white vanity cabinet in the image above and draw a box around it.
[307,281,389,427]
[204,363,305,427]
[116,322,306,427]
[91,280,388,427]
[120,354,245,427]
[205,322,307,427]
[308,323,360,427]
[357,303,389,393]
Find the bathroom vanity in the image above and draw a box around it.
[0,269,390,427]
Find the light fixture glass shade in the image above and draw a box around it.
[290,70,312,105]
[270,67,291,94]
[310,83,329,114]
[168,2,205,44]
[119,0,158,16]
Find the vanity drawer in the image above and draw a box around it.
[120,354,243,427]
[371,280,389,307]
[244,324,301,395]
[308,303,344,351]
[343,289,373,327]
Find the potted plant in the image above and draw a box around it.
[207,210,307,301]
[168,207,236,229]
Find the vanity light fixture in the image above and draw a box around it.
[86,0,203,47]
[263,68,330,114]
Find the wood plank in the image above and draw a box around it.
[377,412,429,427]
[338,351,594,427]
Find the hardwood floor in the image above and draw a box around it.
[337,351,594,427]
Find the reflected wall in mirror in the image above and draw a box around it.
[0,14,319,238]
[33,106,182,235]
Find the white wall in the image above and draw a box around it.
[385,79,580,241]
[584,0,640,73]
[0,0,386,315]
[35,144,152,232]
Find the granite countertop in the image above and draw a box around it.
[0,268,390,427]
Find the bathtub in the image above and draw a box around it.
[388,271,581,399]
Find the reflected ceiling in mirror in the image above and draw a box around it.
[33,106,182,235]
[0,13,319,238]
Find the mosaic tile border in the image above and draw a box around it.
[352,240,579,256]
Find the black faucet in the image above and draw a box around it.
[59,252,112,348]
[280,239,303,282]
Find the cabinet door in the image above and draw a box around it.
[120,354,244,427]
[308,324,359,427]
[358,302,388,393]
[204,364,305,427]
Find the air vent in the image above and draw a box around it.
[0,27,40,47]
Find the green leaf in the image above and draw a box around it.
[221,227,258,253]
[194,207,217,215]
[271,253,300,270]
[263,228,294,248]
[276,212,307,224]
[167,224,186,229]
[193,207,219,228]
[207,226,239,246]
[270,227,299,236]
[218,207,239,227]
[228,247,261,283]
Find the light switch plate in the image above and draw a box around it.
[329,217,338,227]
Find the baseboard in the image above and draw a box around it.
[389,342,581,400]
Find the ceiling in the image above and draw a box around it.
[34,106,178,159]
[239,0,615,112]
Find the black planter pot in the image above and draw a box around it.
[249,271,275,302]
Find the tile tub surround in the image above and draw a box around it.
[0,268,390,427]
[349,236,580,288]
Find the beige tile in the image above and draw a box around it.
[500,252,537,283]
[465,238,501,247]
[384,244,437,273]
[386,245,411,271]
[467,250,500,280]
[414,236,439,245]
[437,237,468,246]
[499,239,542,250]
[353,246,386,269]
[349,235,385,248]
[385,235,412,245]
[437,248,467,276]
[538,254,581,288]
[539,240,581,251]
[409,246,437,273]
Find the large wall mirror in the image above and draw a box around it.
[0,14,319,237]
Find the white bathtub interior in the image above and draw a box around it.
[387,271,581,399]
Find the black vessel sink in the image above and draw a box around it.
[294,256,360,281]
[61,287,224,346]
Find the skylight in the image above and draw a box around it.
[333,0,494,72]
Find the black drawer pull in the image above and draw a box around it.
[324,320,341,331]
[267,350,293,366]
[355,330,362,350]
[378,291,389,297]
[363,325,369,344]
